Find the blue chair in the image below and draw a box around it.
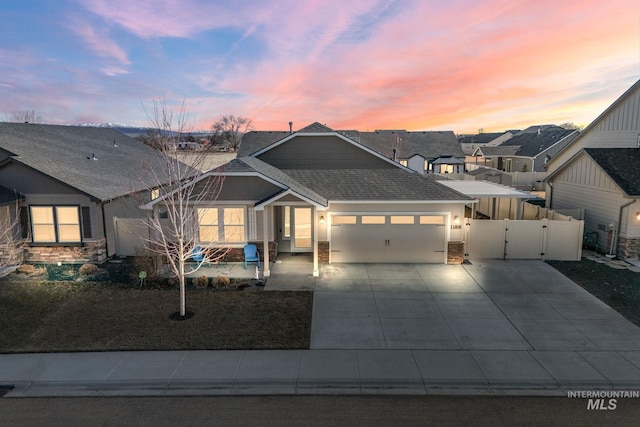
[244,244,260,269]
[192,245,210,267]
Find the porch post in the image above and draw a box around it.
[313,209,319,277]
[262,206,270,277]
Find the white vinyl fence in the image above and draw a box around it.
[465,218,584,261]
[114,217,173,256]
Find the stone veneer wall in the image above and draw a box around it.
[618,236,640,260]
[24,239,108,263]
[447,241,464,265]
[318,241,330,264]
[219,241,278,263]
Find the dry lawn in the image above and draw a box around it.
[0,281,312,353]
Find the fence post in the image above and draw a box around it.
[540,218,548,260]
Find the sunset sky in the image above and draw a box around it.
[1,0,638,133]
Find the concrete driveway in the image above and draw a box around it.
[311,260,640,351]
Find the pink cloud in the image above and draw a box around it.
[69,18,130,69]
[190,0,638,133]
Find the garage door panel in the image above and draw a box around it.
[330,214,446,263]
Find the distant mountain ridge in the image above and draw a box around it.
[73,122,210,138]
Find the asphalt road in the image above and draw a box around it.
[1,395,638,426]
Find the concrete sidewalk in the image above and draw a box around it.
[2,259,640,397]
[2,349,640,397]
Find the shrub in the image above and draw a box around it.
[16,264,37,275]
[193,275,209,288]
[213,275,230,288]
[78,263,100,276]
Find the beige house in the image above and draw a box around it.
[545,79,640,259]
[154,122,474,276]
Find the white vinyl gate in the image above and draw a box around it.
[113,217,149,256]
[465,218,584,261]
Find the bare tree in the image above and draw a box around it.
[6,110,44,124]
[210,114,252,151]
[138,98,227,319]
[559,122,584,131]
[0,202,25,277]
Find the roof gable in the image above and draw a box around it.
[546,79,640,171]
[584,148,640,197]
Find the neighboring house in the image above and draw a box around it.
[457,131,515,155]
[472,129,579,173]
[155,122,474,276]
[545,148,640,259]
[0,122,170,262]
[240,127,465,175]
[545,79,640,176]
[542,79,640,260]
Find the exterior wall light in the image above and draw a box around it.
[636,212,640,221]
[320,215,325,224]
[453,215,460,225]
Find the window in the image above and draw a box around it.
[198,207,246,243]
[362,216,385,224]
[420,216,444,225]
[150,188,160,200]
[390,215,415,224]
[223,207,245,243]
[332,215,356,225]
[399,160,408,167]
[198,208,219,242]
[31,206,81,243]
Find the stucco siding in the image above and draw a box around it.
[257,135,396,169]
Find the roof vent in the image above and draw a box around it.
[87,153,97,161]
[113,140,118,147]
[289,122,293,134]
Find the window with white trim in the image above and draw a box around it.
[31,206,81,243]
[198,207,246,243]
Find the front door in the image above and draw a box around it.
[292,207,312,252]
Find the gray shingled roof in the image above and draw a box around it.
[350,130,465,160]
[239,123,464,160]
[502,129,578,157]
[584,148,640,196]
[457,132,507,144]
[208,157,328,206]
[0,122,179,201]
[476,146,520,156]
[238,157,328,206]
[282,169,472,201]
[238,130,290,157]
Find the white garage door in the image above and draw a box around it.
[330,214,446,263]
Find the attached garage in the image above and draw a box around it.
[329,213,447,263]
